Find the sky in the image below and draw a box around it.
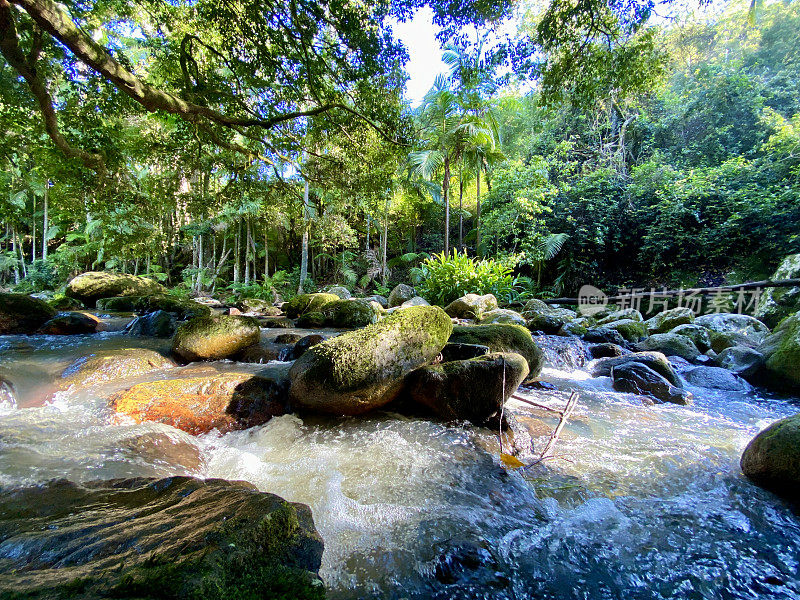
[391,8,448,107]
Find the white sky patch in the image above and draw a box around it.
[391,8,449,107]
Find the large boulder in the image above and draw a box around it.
[522,299,576,334]
[236,297,281,316]
[37,311,100,335]
[126,310,176,337]
[320,298,381,328]
[172,315,261,362]
[756,254,800,328]
[645,307,695,334]
[65,271,166,307]
[47,296,84,311]
[683,366,753,392]
[402,352,529,425]
[601,318,648,342]
[636,333,700,361]
[590,351,680,386]
[288,305,452,415]
[59,348,175,389]
[0,476,324,600]
[715,346,765,379]
[388,284,415,308]
[758,312,800,389]
[597,308,643,325]
[611,362,692,405]
[326,285,352,299]
[444,293,498,320]
[583,327,627,346]
[0,293,56,334]
[695,313,770,347]
[284,293,340,319]
[97,294,211,320]
[112,367,290,435]
[449,324,544,381]
[478,308,526,326]
[741,414,800,500]
[670,323,712,353]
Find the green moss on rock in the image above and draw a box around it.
[449,324,544,381]
[645,307,695,334]
[288,305,452,415]
[65,272,166,307]
[759,311,800,389]
[97,295,210,320]
[603,318,648,342]
[741,414,800,501]
[284,293,340,319]
[0,293,57,334]
[172,315,261,361]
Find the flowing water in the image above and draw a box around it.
[1,321,799,599]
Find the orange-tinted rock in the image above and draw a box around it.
[60,348,175,389]
[112,372,289,435]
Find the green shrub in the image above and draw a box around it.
[417,251,515,306]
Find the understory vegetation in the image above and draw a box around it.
[0,0,797,301]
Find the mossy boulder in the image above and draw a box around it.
[478,308,526,326]
[172,315,261,362]
[321,299,381,328]
[288,305,452,415]
[112,367,290,435]
[755,253,800,328]
[0,476,324,600]
[295,312,327,328]
[602,318,648,342]
[236,297,281,315]
[388,283,415,308]
[65,271,166,306]
[695,313,770,347]
[590,351,680,386]
[47,296,84,311]
[59,348,175,390]
[644,307,695,334]
[741,414,800,500]
[611,362,692,405]
[636,333,700,361]
[326,285,352,299]
[758,311,800,389]
[284,293,340,319]
[597,308,643,325]
[38,312,100,335]
[127,310,176,338]
[400,296,430,308]
[97,294,211,320]
[365,294,389,309]
[670,323,712,352]
[522,299,577,334]
[449,324,544,381]
[444,293,499,320]
[0,293,57,334]
[583,327,627,346]
[402,352,529,425]
[715,346,765,379]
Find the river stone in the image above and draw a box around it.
[0,476,324,599]
[284,293,340,319]
[590,351,680,386]
[741,414,800,500]
[601,318,648,342]
[65,271,166,306]
[288,305,452,415]
[758,312,800,389]
[295,312,327,328]
[119,431,202,471]
[236,297,281,315]
[402,352,529,425]
[755,253,800,328]
[48,296,84,311]
[683,366,753,392]
[611,362,692,405]
[715,346,765,379]
[596,308,644,325]
[440,343,491,362]
[38,311,100,335]
[127,310,176,337]
[321,298,381,328]
[112,369,290,435]
[583,327,628,346]
[400,296,430,308]
[695,313,770,346]
[670,323,712,352]
[326,285,352,299]
[636,333,700,361]
[588,343,629,359]
[645,307,695,334]
[365,294,389,309]
[449,324,544,381]
[97,294,211,320]
[60,348,175,389]
[522,299,577,334]
[172,315,261,362]
[444,293,499,320]
[280,334,327,362]
[0,293,57,334]
[388,284,416,307]
[478,308,526,326]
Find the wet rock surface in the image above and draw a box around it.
[65,271,166,306]
[0,293,57,334]
[611,362,692,405]
[172,315,261,361]
[741,414,800,501]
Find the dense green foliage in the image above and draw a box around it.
[417,251,514,305]
[0,0,797,299]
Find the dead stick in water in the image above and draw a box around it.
[510,394,563,414]
[526,391,579,467]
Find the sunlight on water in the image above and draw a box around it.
[0,330,799,598]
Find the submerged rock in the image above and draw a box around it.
[611,362,692,405]
[65,271,166,306]
[403,352,529,425]
[0,293,57,334]
[60,348,175,389]
[288,305,452,415]
[119,431,203,472]
[741,414,800,501]
[127,310,176,337]
[172,315,261,362]
[112,368,289,435]
[758,311,800,389]
[0,476,324,599]
[0,375,16,409]
[590,351,680,386]
[444,293,498,320]
[38,311,100,335]
[449,324,544,381]
[388,283,415,307]
[636,333,700,361]
[755,253,800,328]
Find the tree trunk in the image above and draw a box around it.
[11,226,20,283]
[475,169,481,257]
[443,155,450,256]
[244,219,251,286]
[365,213,371,250]
[233,219,241,284]
[31,193,36,263]
[458,163,463,253]
[42,182,48,260]
[298,177,310,294]
[381,196,389,286]
[264,230,269,280]
[198,233,204,292]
